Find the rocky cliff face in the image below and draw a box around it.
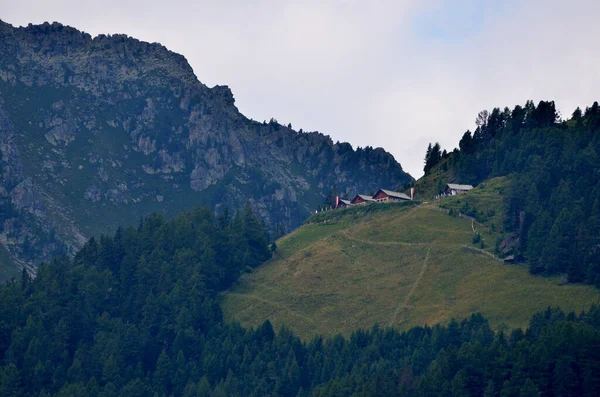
[0,20,412,277]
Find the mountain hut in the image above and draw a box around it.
[373,189,411,202]
[444,183,474,195]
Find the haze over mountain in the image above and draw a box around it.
[0,20,411,276]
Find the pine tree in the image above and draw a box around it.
[424,142,443,174]
[197,376,211,397]
[483,379,495,397]
[100,382,118,397]
[0,364,22,397]
[153,350,172,395]
[542,208,575,274]
[102,355,121,387]
[86,376,100,397]
[519,378,538,397]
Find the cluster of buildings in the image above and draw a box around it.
[321,183,474,212]
[334,188,413,209]
[330,183,475,211]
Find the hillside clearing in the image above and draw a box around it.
[222,201,600,340]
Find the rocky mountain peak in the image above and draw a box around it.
[0,20,412,277]
[211,85,236,107]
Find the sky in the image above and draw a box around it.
[2,0,600,178]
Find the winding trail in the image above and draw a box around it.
[228,205,497,332]
[389,243,434,327]
[462,245,503,262]
[338,230,430,247]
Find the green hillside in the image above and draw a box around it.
[3,203,600,396]
[222,186,600,339]
[416,101,600,285]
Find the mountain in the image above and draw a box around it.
[0,20,411,277]
[221,181,600,339]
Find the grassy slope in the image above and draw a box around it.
[221,185,600,340]
[410,157,455,201]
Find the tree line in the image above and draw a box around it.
[424,100,600,287]
[1,204,600,396]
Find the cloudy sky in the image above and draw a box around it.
[3,0,600,177]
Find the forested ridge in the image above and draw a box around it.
[424,100,600,287]
[1,205,600,396]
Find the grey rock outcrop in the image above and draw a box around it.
[0,20,412,276]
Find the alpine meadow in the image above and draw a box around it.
[1,10,600,397]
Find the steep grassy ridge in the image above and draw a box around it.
[222,191,600,339]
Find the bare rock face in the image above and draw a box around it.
[44,116,77,146]
[0,98,22,184]
[84,185,102,202]
[0,20,413,276]
[9,178,45,217]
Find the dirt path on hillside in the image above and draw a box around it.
[226,293,316,324]
[389,243,434,328]
[462,245,503,262]
[339,230,431,246]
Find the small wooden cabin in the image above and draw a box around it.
[351,194,376,205]
[336,198,352,208]
[373,189,411,202]
[444,183,474,195]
